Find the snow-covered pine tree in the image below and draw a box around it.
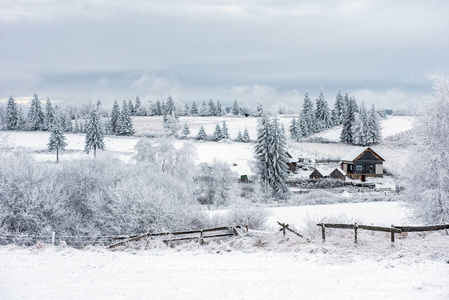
[255,115,273,194]
[47,121,67,163]
[196,126,207,140]
[128,99,134,116]
[43,97,55,131]
[182,122,190,138]
[255,103,264,117]
[110,100,120,134]
[118,100,135,136]
[231,100,239,115]
[164,96,177,121]
[184,103,190,116]
[190,101,198,115]
[216,100,224,116]
[289,117,300,140]
[16,106,25,130]
[135,96,141,115]
[73,116,80,133]
[85,109,105,158]
[27,92,44,130]
[161,100,166,116]
[235,130,243,142]
[360,102,369,146]
[367,104,381,144]
[208,99,216,116]
[5,95,18,130]
[199,101,209,116]
[242,127,250,143]
[301,91,315,136]
[270,117,289,196]
[407,75,449,224]
[221,121,229,139]
[351,112,363,145]
[213,124,222,141]
[315,88,333,131]
[155,100,163,116]
[333,89,345,125]
[340,94,357,144]
[60,113,73,133]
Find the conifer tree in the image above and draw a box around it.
[315,88,333,130]
[44,97,55,131]
[231,100,240,115]
[16,106,25,130]
[301,91,315,136]
[216,100,225,116]
[367,104,381,144]
[155,100,163,116]
[184,103,190,116]
[128,99,134,116]
[5,95,18,130]
[182,122,190,138]
[289,117,300,140]
[255,115,273,193]
[73,116,80,133]
[255,103,264,117]
[28,92,44,130]
[221,121,229,139]
[270,118,289,196]
[340,94,357,143]
[134,96,141,115]
[333,89,345,125]
[47,121,67,163]
[110,100,120,134]
[208,99,216,116]
[213,124,222,141]
[85,109,104,158]
[196,126,207,140]
[164,96,176,121]
[360,102,369,146]
[190,101,198,115]
[118,100,135,136]
[199,100,209,116]
[235,130,243,142]
[242,127,250,143]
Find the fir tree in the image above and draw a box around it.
[255,115,273,194]
[351,112,364,145]
[333,89,345,125]
[182,122,190,138]
[360,102,369,146]
[128,99,134,116]
[235,130,243,142]
[27,92,44,130]
[289,117,300,140]
[16,106,25,130]
[47,121,67,163]
[221,121,229,139]
[85,109,104,158]
[367,104,381,144]
[190,101,198,115]
[315,88,333,130]
[134,96,141,115]
[184,103,190,116]
[73,116,80,133]
[199,100,209,116]
[44,97,55,131]
[5,95,18,130]
[231,100,239,115]
[242,127,250,143]
[270,118,289,196]
[155,100,163,116]
[164,95,176,121]
[216,100,225,116]
[208,99,216,116]
[340,94,357,143]
[196,126,207,140]
[213,124,222,141]
[110,100,120,134]
[255,103,264,117]
[118,100,135,136]
[301,91,315,136]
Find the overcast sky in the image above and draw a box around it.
[1,0,448,110]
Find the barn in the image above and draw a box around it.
[340,147,385,181]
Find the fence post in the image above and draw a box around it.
[200,230,203,246]
[51,232,55,246]
[354,223,358,244]
[321,223,326,242]
[390,225,395,245]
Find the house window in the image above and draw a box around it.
[348,165,353,171]
[370,165,374,172]
[356,165,362,171]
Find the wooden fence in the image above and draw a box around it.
[316,223,449,244]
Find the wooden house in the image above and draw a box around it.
[285,151,298,172]
[309,168,324,179]
[329,168,346,181]
[309,167,346,181]
[340,147,385,181]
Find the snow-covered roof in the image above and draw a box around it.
[340,147,369,162]
[332,168,347,176]
[285,150,298,163]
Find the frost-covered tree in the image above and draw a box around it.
[163,111,180,137]
[27,92,44,130]
[117,100,134,136]
[182,122,190,138]
[216,100,226,116]
[340,94,357,144]
[85,109,104,158]
[235,130,243,142]
[289,117,301,140]
[242,127,250,143]
[407,75,449,224]
[198,101,209,116]
[255,115,272,193]
[213,124,222,141]
[43,97,55,131]
[16,106,25,130]
[255,103,264,117]
[301,91,315,136]
[164,96,177,121]
[333,89,345,125]
[315,88,333,131]
[128,99,134,116]
[110,100,120,134]
[47,121,67,162]
[134,96,141,115]
[351,113,364,145]
[154,100,163,116]
[196,126,207,140]
[270,119,289,196]
[367,104,381,144]
[5,95,18,130]
[190,101,198,115]
[231,100,240,115]
[208,99,216,116]
[184,103,190,116]
[221,121,229,139]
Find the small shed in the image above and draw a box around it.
[340,147,385,181]
[285,151,299,172]
[309,168,324,179]
[328,168,346,181]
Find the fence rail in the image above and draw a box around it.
[317,223,449,244]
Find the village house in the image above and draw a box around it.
[340,147,385,181]
[309,167,346,181]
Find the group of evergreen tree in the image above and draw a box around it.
[212,121,230,141]
[340,100,381,145]
[110,100,134,136]
[254,115,289,197]
[235,128,250,143]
